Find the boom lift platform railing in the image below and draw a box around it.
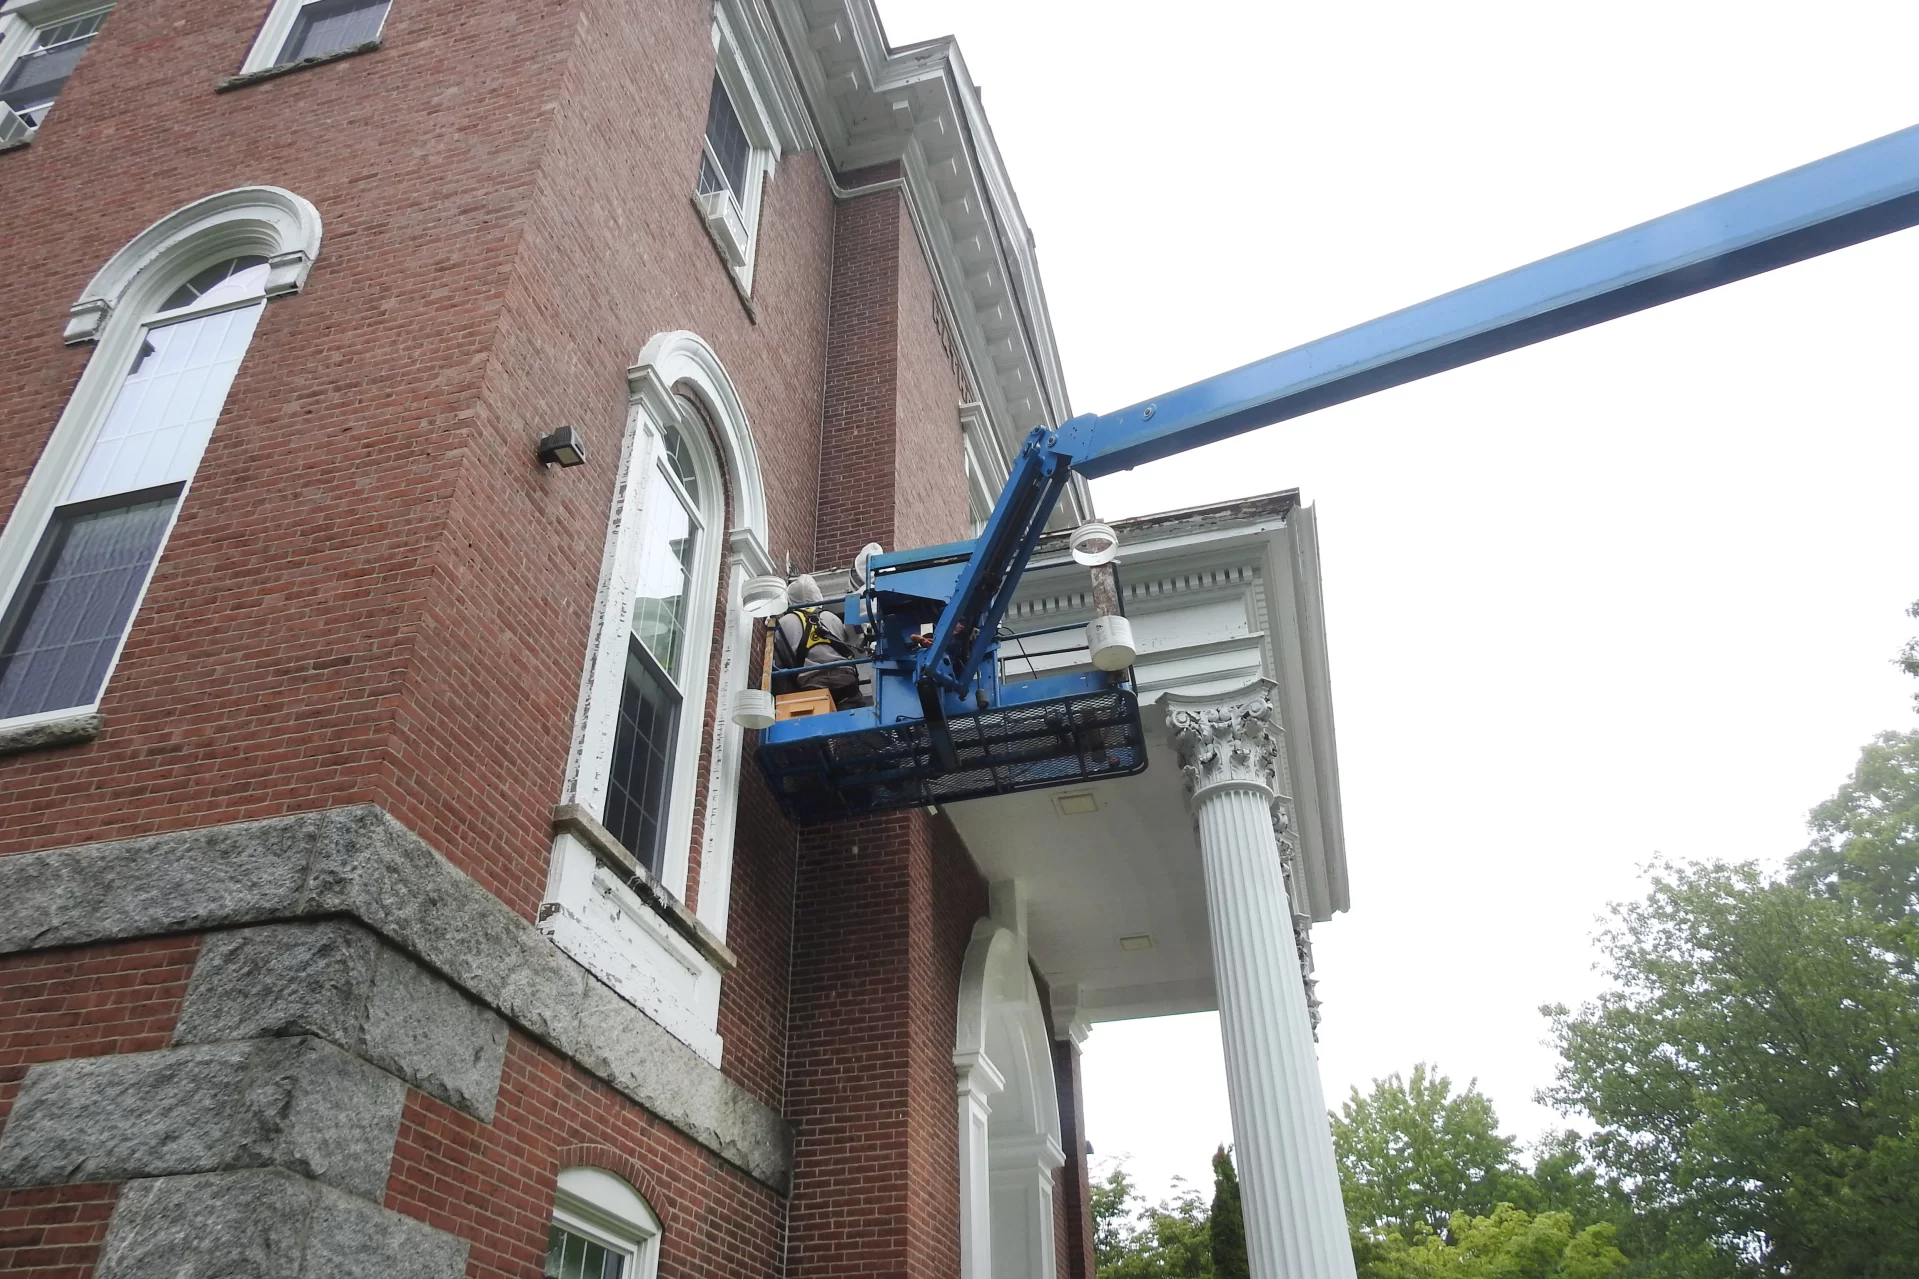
[755,122,1919,825]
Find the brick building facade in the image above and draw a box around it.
[0,0,1355,1276]
[0,0,1115,1274]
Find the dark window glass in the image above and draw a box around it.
[0,8,108,125]
[544,1224,627,1279]
[0,487,180,720]
[603,638,681,874]
[276,0,389,64]
[700,75,751,201]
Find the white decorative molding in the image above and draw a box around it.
[767,0,1091,526]
[954,919,1065,1279]
[65,186,322,343]
[1165,678,1286,804]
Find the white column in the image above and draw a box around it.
[1166,679,1356,1279]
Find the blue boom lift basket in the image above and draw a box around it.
[757,675,1147,824]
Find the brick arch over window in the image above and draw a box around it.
[554,1143,667,1210]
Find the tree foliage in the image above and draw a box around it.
[1093,1162,1213,1279]
[1210,1146,1248,1279]
[1788,728,1919,926]
[1541,860,1919,1277]
[1361,1205,1628,1279]
[1333,1064,1522,1243]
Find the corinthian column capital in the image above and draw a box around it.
[1163,678,1285,804]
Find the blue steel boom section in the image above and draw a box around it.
[757,122,1919,824]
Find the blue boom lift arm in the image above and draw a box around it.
[757,121,1919,824]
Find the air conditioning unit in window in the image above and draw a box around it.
[697,188,750,268]
[0,104,33,147]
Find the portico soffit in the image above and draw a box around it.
[946,495,1350,1024]
[767,0,1083,522]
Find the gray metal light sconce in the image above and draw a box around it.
[537,426,587,468]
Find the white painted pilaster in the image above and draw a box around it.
[954,1052,1004,1279]
[1166,678,1355,1279]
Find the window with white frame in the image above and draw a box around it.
[541,332,774,1066]
[0,255,271,724]
[547,1168,661,1279]
[692,13,777,291]
[0,1,111,140]
[603,412,710,875]
[239,0,388,75]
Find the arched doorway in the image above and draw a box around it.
[955,920,1066,1279]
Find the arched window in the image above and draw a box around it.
[547,1167,661,1279]
[0,189,320,736]
[543,331,774,1067]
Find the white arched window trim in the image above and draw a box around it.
[551,1167,662,1279]
[542,330,772,1068]
[954,916,1067,1279]
[0,186,320,738]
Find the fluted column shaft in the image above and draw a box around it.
[1167,680,1355,1279]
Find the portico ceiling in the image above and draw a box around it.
[944,492,1350,1027]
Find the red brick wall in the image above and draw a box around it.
[813,169,969,568]
[0,937,200,1137]
[384,1029,784,1279]
[0,0,836,1110]
[0,1183,117,1279]
[0,0,570,865]
[888,198,970,553]
[784,809,986,1279]
[1053,1040,1096,1279]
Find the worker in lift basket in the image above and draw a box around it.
[773,575,869,709]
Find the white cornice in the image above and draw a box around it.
[766,0,1088,525]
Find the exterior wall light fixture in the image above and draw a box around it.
[537,426,587,468]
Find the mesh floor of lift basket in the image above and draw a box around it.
[758,686,1150,824]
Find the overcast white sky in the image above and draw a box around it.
[874,0,1919,1203]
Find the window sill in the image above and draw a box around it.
[690,194,758,324]
[216,39,382,93]
[0,135,29,155]
[550,803,737,973]
[0,711,102,756]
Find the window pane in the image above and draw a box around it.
[604,638,681,874]
[0,9,107,120]
[702,75,751,200]
[158,256,270,314]
[658,420,700,506]
[276,0,389,64]
[0,488,179,719]
[630,462,695,681]
[66,302,263,505]
[546,1224,628,1279]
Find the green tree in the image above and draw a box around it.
[1332,1064,1521,1242]
[1789,729,1919,926]
[1898,598,1919,711]
[1365,1204,1628,1279]
[1209,1146,1248,1279]
[1092,1161,1214,1279]
[1541,859,1919,1277]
